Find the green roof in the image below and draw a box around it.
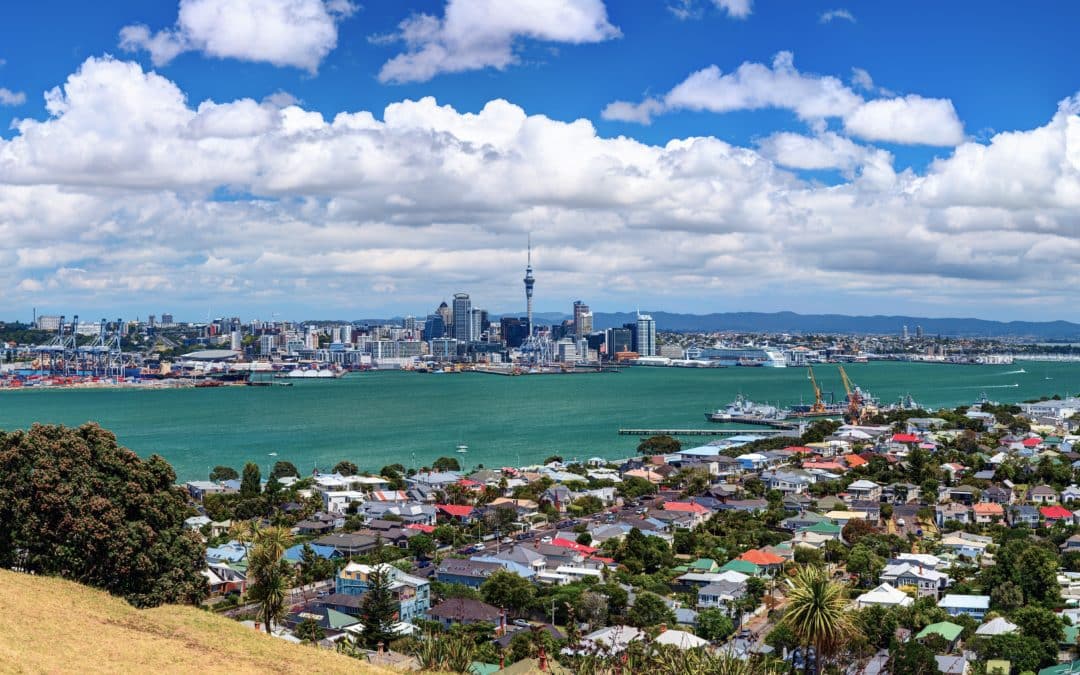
[720,559,760,575]
[986,660,1010,675]
[1039,661,1080,675]
[801,521,842,534]
[325,608,360,630]
[1064,626,1080,646]
[690,558,719,571]
[916,621,963,642]
[470,662,501,675]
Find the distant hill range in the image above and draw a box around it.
[590,311,1080,339]
[349,310,1080,339]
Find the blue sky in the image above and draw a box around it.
[0,1,1078,322]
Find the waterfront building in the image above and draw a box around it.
[336,562,430,623]
[430,337,458,359]
[452,293,473,342]
[500,317,528,348]
[606,327,632,358]
[636,313,657,357]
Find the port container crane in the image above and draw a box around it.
[807,366,827,414]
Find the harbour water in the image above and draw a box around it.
[0,361,1077,482]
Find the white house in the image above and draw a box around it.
[855,583,914,609]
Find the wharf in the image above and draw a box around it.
[618,428,796,437]
[705,415,797,429]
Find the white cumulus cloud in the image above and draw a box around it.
[714,0,752,19]
[0,87,26,105]
[0,57,1077,318]
[844,95,965,146]
[377,0,620,83]
[605,52,965,146]
[119,0,356,73]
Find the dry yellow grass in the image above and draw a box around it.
[0,569,393,674]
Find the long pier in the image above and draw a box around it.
[618,428,798,437]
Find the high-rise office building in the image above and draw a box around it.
[572,300,592,338]
[452,293,473,342]
[915,325,924,338]
[423,314,446,341]
[501,317,528,348]
[902,325,909,341]
[470,308,484,342]
[636,313,657,357]
[437,302,452,330]
[606,327,633,357]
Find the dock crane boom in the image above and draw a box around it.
[807,366,827,413]
[838,365,863,423]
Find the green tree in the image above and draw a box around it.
[978,632,1045,673]
[618,476,658,500]
[781,566,854,674]
[209,465,238,481]
[0,423,206,607]
[333,460,358,475]
[627,591,676,628]
[408,534,436,558]
[990,580,1023,611]
[360,565,400,648]
[480,570,535,617]
[1011,605,1064,668]
[846,544,884,587]
[889,638,937,675]
[854,605,898,649]
[432,456,461,472]
[297,543,335,586]
[240,462,262,499]
[637,435,681,456]
[247,525,294,634]
[271,461,300,479]
[697,608,735,641]
[543,455,563,465]
[295,617,325,644]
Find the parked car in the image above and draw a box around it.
[513,619,532,628]
[541,536,553,544]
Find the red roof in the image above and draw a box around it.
[549,538,597,554]
[803,461,846,472]
[457,479,481,487]
[842,454,868,467]
[436,504,475,518]
[1022,437,1043,447]
[589,555,615,564]
[1040,505,1073,519]
[405,523,435,533]
[739,549,785,566]
[663,501,709,514]
[891,434,920,444]
[783,446,817,454]
[972,503,1003,515]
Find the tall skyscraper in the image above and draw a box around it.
[470,308,484,342]
[915,325,924,338]
[423,314,445,341]
[573,300,592,338]
[523,237,535,336]
[636,313,657,357]
[606,327,632,357]
[452,293,472,342]
[902,325,909,341]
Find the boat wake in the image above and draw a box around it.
[1000,369,1027,375]
[974,383,1020,389]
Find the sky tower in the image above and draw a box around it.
[523,235,535,335]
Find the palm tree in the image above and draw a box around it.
[781,566,855,675]
[247,526,294,634]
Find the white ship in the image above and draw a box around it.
[686,345,787,367]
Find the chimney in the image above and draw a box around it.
[500,654,505,669]
[538,641,547,671]
[377,641,384,654]
[254,621,261,631]
[659,623,667,633]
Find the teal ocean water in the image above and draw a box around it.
[1,361,1077,482]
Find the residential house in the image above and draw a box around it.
[971,502,1005,524]
[312,533,379,557]
[321,491,367,514]
[697,580,747,609]
[435,504,476,523]
[880,562,950,599]
[855,583,914,609]
[915,622,964,652]
[1030,485,1059,505]
[565,626,644,656]
[946,486,977,505]
[738,549,785,576]
[336,562,431,624]
[1062,485,1080,504]
[938,594,990,621]
[661,501,711,527]
[760,470,812,495]
[846,480,883,503]
[428,598,503,630]
[936,503,971,528]
[1009,505,1041,528]
[939,532,991,560]
[1041,505,1074,526]
[983,485,1014,505]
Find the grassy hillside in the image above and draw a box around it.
[0,569,392,674]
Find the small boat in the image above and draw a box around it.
[456,444,468,454]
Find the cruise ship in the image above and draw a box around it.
[686,345,787,367]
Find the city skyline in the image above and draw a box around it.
[1,2,1079,321]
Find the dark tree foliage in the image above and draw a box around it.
[333,460,358,476]
[361,565,400,648]
[637,435,681,456]
[271,461,300,479]
[240,462,262,499]
[0,423,207,607]
[209,465,238,481]
[432,456,461,472]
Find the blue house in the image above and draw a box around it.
[336,562,431,624]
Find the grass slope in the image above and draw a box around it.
[0,569,390,674]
